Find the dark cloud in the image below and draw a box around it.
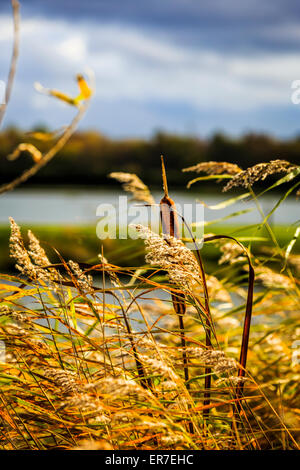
[1,0,300,137]
[6,0,298,25]
[2,0,300,53]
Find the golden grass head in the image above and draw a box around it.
[9,217,39,279]
[44,367,81,396]
[132,224,202,291]
[183,161,242,176]
[109,172,155,205]
[68,260,93,292]
[223,159,298,191]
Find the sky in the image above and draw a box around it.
[1,0,300,138]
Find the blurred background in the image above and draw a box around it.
[0,0,300,271]
[2,0,300,137]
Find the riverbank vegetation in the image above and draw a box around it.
[0,0,299,451]
[0,161,299,450]
[1,127,300,188]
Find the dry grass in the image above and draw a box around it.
[1,1,299,451]
[0,193,299,450]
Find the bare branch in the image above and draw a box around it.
[0,0,20,128]
[0,102,89,195]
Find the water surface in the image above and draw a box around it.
[0,187,297,227]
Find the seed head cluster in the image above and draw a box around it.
[132,224,202,291]
[44,368,81,396]
[217,240,245,265]
[9,217,46,280]
[184,347,237,375]
[68,260,93,292]
[109,172,155,205]
[223,160,298,191]
[255,266,295,290]
[87,376,151,401]
[183,161,242,176]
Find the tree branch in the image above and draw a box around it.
[0,0,20,128]
[0,102,89,195]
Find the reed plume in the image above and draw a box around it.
[223,160,298,192]
[183,161,241,176]
[109,172,155,205]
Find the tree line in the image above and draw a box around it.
[1,127,300,189]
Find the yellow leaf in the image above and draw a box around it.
[3,290,37,301]
[34,82,78,107]
[76,74,92,100]
[0,283,24,292]
[7,143,42,163]
[49,89,78,106]
[26,131,54,141]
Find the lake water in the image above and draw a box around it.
[0,186,298,227]
[1,187,292,331]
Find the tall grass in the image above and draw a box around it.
[1,0,298,451]
[0,160,299,450]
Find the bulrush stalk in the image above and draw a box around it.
[204,235,255,418]
[160,156,181,239]
[159,156,193,433]
[236,262,254,407]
